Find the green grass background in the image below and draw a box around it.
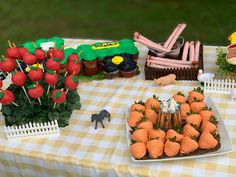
[0,0,235,53]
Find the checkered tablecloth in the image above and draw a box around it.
[0,39,235,177]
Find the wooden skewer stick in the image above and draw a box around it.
[32,41,37,48]
[22,86,31,103]
[53,102,56,109]
[8,40,12,48]
[16,60,23,72]
[38,98,41,105]
[12,102,19,107]
[64,71,68,77]
[47,85,51,94]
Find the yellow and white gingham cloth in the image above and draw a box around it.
[0,39,235,177]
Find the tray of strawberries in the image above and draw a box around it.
[126,88,232,162]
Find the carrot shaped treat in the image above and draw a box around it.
[148,128,166,141]
[131,129,148,144]
[137,120,153,130]
[180,136,199,154]
[199,109,214,121]
[198,132,219,149]
[183,124,200,138]
[201,120,217,133]
[172,92,186,104]
[166,129,184,142]
[145,95,160,111]
[188,87,205,103]
[128,111,143,127]
[190,101,206,113]
[180,103,191,119]
[146,139,164,158]
[186,113,202,128]
[130,142,146,159]
[130,102,145,112]
[145,108,158,125]
[164,140,180,157]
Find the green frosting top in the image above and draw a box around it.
[119,39,135,46]
[76,39,138,61]
[21,37,65,53]
[21,41,36,54]
[78,48,97,61]
[35,38,48,48]
[49,37,64,49]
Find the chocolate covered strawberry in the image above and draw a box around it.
[45,70,58,86]
[27,84,44,98]
[28,67,43,81]
[52,48,64,60]
[65,75,79,90]
[23,53,36,65]
[0,89,15,105]
[46,58,60,71]
[6,41,19,59]
[18,47,29,58]
[0,57,16,72]
[67,59,80,75]
[51,89,66,104]
[0,80,2,88]
[11,71,27,86]
[34,48,46,62]
[67,54,79,63]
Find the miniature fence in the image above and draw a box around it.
[4,119,60,139]
[204,79,236,94]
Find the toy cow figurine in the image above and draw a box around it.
[154,74,176,87]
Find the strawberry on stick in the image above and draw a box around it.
[0,89,19,107]
[27,84,44,105]
[9,42,25,72]
[11,70,31,102]
[51,88,66,109]
[0,55,16,74]
[45,70,58,94]
[64,71,79,93]
[28,64,43,83]
[6,40,19,59]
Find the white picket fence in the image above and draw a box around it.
[4,119,60,139]
[204,79,236,94]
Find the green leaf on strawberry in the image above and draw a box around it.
[54,91,61,99]
[30,66,37,70]
[53,58,60,62]
[47,70,54,74]
[27,84,35,89]
[72,76,78,83]
[0,92,4,99]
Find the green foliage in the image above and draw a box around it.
[2,75,81,128]
[216,48,236,73]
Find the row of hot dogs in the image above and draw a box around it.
[147,41,201,69]
[133,23,201,69]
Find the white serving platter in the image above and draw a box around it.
[126,96,232,162]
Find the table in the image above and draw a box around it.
[0,39,235,177]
